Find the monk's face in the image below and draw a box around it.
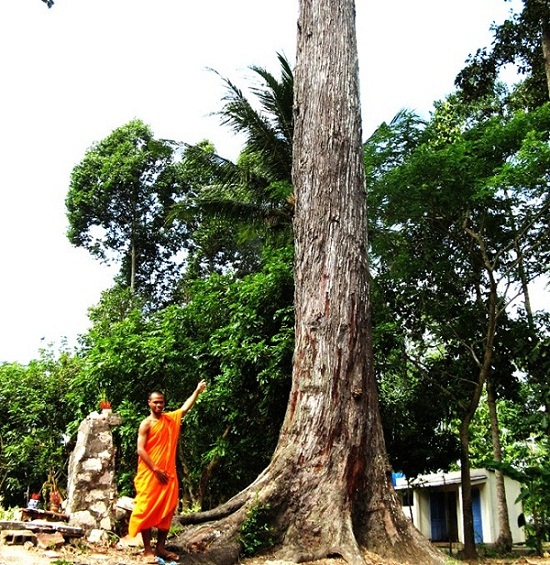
[148,393,165,416]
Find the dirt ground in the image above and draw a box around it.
[1,540,550,565]
[0,543,346,565]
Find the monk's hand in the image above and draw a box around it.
[153,467,169,484]
[196,379,207,394]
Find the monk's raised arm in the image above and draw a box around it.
[180,379,207,415]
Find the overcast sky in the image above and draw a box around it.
[0,0,527,363]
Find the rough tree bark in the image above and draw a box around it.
[170,1,444,563]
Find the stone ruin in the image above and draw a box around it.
[65,409,124,532]
[0,410,138,555]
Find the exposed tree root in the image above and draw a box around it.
[169,462,445,565]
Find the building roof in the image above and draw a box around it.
[394,468,489,490]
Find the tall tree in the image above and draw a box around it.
[170,1,443,563]
[367,95,550,558]
[66,119,190,306]
[486,377,514,550]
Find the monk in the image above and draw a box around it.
[128,380,207,562]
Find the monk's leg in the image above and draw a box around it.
[141,528,155,558]
[155,529,169,555]
[155,529,179,561]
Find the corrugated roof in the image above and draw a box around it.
[394,468,489,490]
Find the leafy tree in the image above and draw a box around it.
[492,455,550,555]
[214,51,294,184]
[374,325,461,478]
[366,110,462,478]
[366,95,550,557]
[167,141,268,282]
[514,311,550,437]
[66,119,191,306]
[176,247,294,508]
[469,379,550,554]
[455,0,550,107]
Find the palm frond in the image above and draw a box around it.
[210,54,294,183]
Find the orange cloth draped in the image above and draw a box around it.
[128,410,182,537]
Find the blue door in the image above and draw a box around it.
[472,487,483,543]
[430,492,448,541]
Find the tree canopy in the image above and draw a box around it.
[66,119,192,306]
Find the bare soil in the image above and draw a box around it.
[1,541,550,565]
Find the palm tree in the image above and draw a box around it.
[215,51,294,184]
[170,53,295,275]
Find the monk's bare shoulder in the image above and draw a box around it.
[138,417,153,435]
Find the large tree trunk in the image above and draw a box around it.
[486,379,513,552]
[169,1,444,563]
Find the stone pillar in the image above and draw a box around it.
[66,410,122,532]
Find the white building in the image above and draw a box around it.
[394,468,526,545]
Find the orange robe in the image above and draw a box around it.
[128,410,182,536]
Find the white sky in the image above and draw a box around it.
[0,0,533,363]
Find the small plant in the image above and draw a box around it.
[238,496,275,557]
[49,489,62,512]
[99,391,111,410]
[169,523,184,538]
[41,469,65,513]
[70,539,91,553]
[444,558,462,565]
